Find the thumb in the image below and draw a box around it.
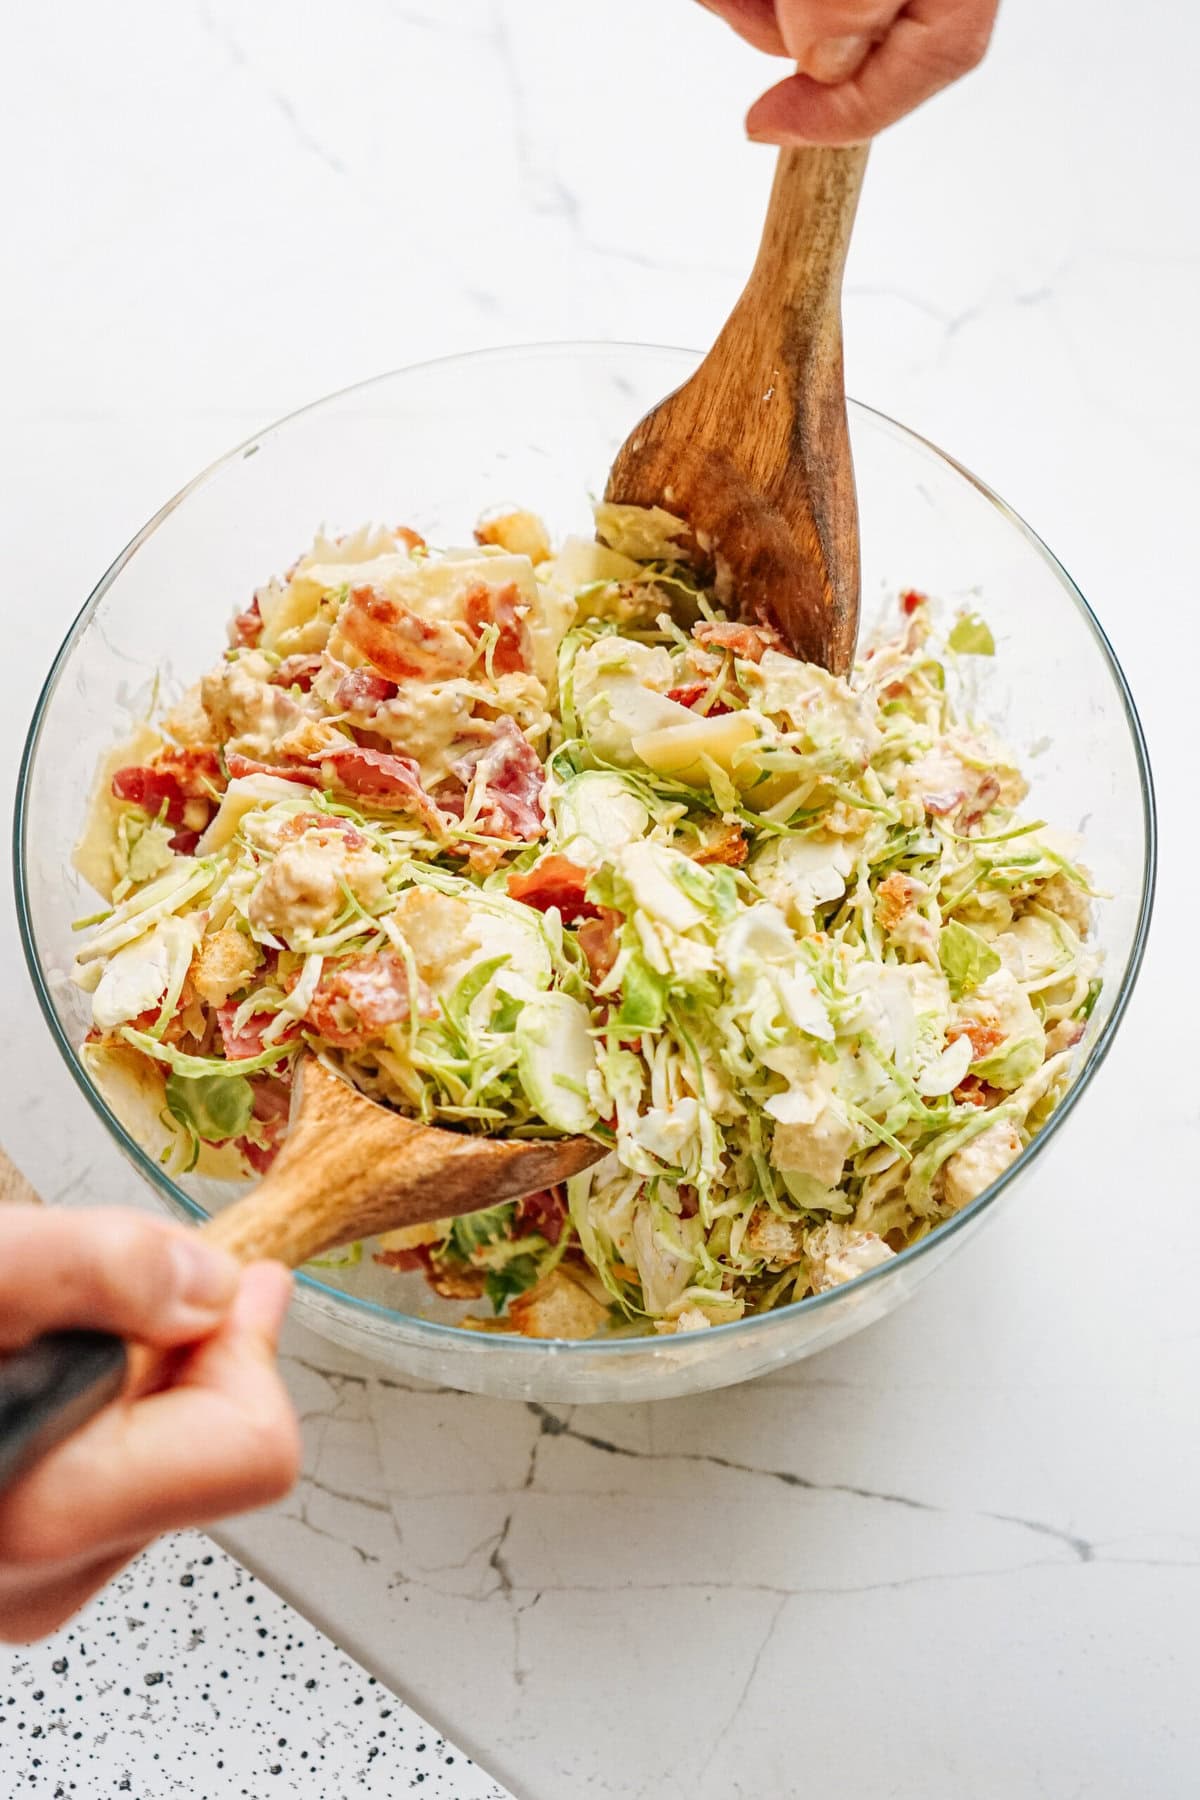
[0,1207,241,1351]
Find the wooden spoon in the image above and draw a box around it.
[606,144,868,674]
[0,1061,603,1489]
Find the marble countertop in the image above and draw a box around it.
[3,1,1197,1795]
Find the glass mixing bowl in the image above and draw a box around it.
[16,343,1154,1403]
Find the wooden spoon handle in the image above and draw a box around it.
[746,144,868,316]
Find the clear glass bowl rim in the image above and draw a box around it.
[14,339,1158,1360]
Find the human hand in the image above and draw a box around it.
[0,1206,300,1641]
[698,0,999,143]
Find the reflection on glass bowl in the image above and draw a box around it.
[16,344,1154,1403]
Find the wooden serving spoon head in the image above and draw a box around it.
[0,1082,604,1490]
[606,145,868,675]
[204,1055,606,1268]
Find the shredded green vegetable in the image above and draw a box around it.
[73,505,1101,1338]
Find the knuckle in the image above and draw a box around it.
[951,23,991,72]
[82,1217,177,1325]
[937,13,994,76]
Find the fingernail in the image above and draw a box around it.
[170,1238,241,1316]
[807,33,872,82]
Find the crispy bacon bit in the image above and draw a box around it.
[217,1007,297,1061]
[452,717,545,842]
[334,667,399,712]
[157,747,223,798]
[315,746,445,831]
[577,908,622,984]
[230,597,263,648]
[270,655,325,692]
[237,1073,292,1174]
[277,812,369,850]
[677,1185,700,1220]
[340,584,472,682]
[224,751,323,788]
[506,856,598,923]
[959,773,1002,830]
[111,765,188,826]
[876,872,920,931]
[692,620,787,663]
[463,581,531,677]
[951,1074,1005,1109]
[693,821,748,867]
[948,1022,1005,1061]
[375,1243,435,1274]
[515,1185,568,1245]
[300,950,431,1050]
[900,589,928,616]
[665,682,733,716]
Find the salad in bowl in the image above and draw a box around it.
[70,496,1100,1342]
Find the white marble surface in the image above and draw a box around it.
[2,1,1197,1796]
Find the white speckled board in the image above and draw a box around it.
[0,1533,512,1798]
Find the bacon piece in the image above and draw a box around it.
[224,751,323,788]
[577,908,622,984]
[664,682,733,717]
[334,666,399,712]
[300,951,431,1050]
[217,1007,297,1061]
[111,765,188,826]
[340,584,473,682]
[463,581,531,676]
[230,597,263,648]
[959,773,1002,829]
[314,746,446,831]
[951,1074,1004,1109]
[948,1021,1005,1061]
[922,790,964,817]
[277,812,369,850]
[236,1073,293,1174]
[157,747,223,798]
[452,716,545,842]
[270,655,325,692]
[692,620,788,663]
[375,1243,435,1274]
[506,856,598,924]
[515,1185,568,1246]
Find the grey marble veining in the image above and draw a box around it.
[2,0,1197,1796]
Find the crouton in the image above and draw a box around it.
[191,926,261,1007]
[474,507,552,564]
[507,1268,608,1339]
